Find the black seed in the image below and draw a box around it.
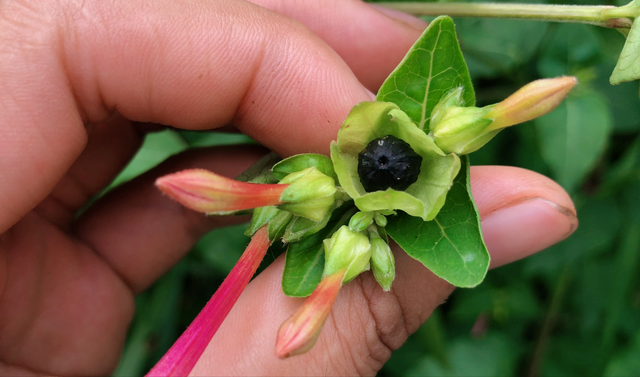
[357,135,423,192]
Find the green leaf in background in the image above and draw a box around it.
[456,18,548,79]
[376,16,475,132]
[191,224,248,275]
[387,156,489,288]
[177,130,254,148]
[281,203,357,297]
[535,90,612,193]
[110,130,189,188]
[604,331,640,377]
[610,19,640,84]
[537,23,601,78]
[405,333,520,377]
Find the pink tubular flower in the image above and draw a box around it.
[146,225,271,377]
[275,267,348,359]
[483,76,578,131]
[155,169,287,214]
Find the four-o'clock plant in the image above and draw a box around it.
[146,14,580,377]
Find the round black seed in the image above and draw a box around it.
[357,135,423,192]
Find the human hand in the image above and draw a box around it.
[0,0,577,375]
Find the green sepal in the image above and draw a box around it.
[430,87,466,127]
[245,206,292,241]
[430,106,494,155]
[236,152,281,184]
[374,213,388,228]
[331,102,460,220]
[282,203,338,244]
[323,225,372,283]
[369,234,395,291]
[272,154,338,182]
[278,167,337,221]
[267,210,294,241]
[282,204,357,297]
[245,206,279,237]
[348,211,374,233]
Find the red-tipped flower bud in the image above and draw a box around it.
[155,169,287,214]
[275,267,347,359]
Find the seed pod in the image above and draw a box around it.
[357,135,422,192]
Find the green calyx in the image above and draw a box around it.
[430,106,494,155]
[323,226,372,283]
[245,206,293,241]
[278,167,337,222]
[331,101,460,221]
[430,87,495,155]
[369,229,395,291]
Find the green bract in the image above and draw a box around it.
[330,101,460,221]
[322,226,371,283]
[278,167,337,222]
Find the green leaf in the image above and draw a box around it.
[282,204,357,297]
[272,153,337,182]
[235,152,280,183]
[376,16,475,133]
[456,19,548,79]
[405,333,520,377]
[611,19,640,84]
[386,156,489,288]
[535,90,612,194]
[604,331,640,377]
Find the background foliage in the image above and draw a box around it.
[111,0,640,375]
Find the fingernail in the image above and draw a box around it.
[371,4,429,31]
[481,197,578,268]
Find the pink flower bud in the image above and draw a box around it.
[147,226,271,377]
[484,76,578,132]
[275,267,347,359]
[155,169,287,214]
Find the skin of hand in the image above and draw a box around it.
[0,0,578,375]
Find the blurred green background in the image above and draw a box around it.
[111,0,640,375]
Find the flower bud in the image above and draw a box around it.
[282,211,332,244]
[155,169,287,214]
[430,77,577,155]
[484,76,578,132]
[275,267,347,359]
[246,206,293,240]
[323,226,372,283]
[430,106,493,155]
[348,211,374,233]
[369,235,395,291]
[431,86,465,127]
[278,167,337,222]
[374,213,388,228]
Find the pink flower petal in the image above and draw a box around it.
[147,225,271,376]
[156,169,287,213]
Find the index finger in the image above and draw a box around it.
[0,0,372,232]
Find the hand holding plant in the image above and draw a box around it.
[0,0,580,376]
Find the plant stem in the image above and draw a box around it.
[378,2,634,29]
[526,267,571,377]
